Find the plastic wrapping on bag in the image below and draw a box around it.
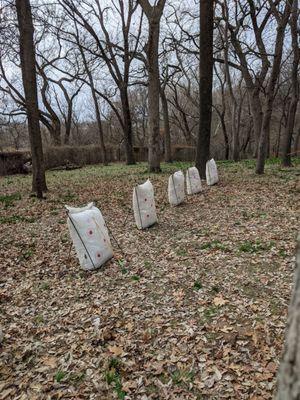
[206,159,219,186]
[186,167,202,194]
[133,179,157,229]
[168,170,185,206]
[66,202,113,270]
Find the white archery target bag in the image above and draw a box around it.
[133,179,157,229]
[206,159,219,186]
[65,202,113,270]
[186,167,202,195]
[168,170,185,206]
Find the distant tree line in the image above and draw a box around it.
[0,0,299,195]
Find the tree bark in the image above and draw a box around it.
[195,0,214,178]
[277,234,300,399]
[256,1,292,174]
[16,0,47,197]
[63,100,72,145]
[294,128,300,156]
[147,19,162,172]
[160,89,172,162]
[138,0,166,173]
[120,89,135,165]
[281,0,299,167]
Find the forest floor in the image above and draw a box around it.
[0,158,299,400]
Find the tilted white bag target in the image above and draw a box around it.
[168,170,185,206]
[133,179,157,229]
[66,202,113,270]
[186,167,202,195]
[206,159,219,186]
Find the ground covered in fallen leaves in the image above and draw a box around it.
[0,158,299,400]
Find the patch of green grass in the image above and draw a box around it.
[269,299,282,315]
[0,215,37,224]
[20,248,34,260]
[266,157,280,165]
[144,260,152,269]
[34,314,44,324]
[198,240,229,252]
[61,234,69,244]
[131,275,140,281]
[40,281,50,291]
[238,240,275,253]
[211,285,220,293]
[117,259,128,274]
[193,280,202,290]
[50,209,59,215]
[171,369,195,385]
[60,190,77,202]
[241,211,251,220]
[0,192,21,208]
[55,370,67,383]
[259,212,267,219]
[158,373,169,384]
[145,383,159,395]
[108,358,122,370]
[204,331,219,343]
[176,248,188,256]
[279,249,287,257]
[202,305,219,323]
[105,358,126,400]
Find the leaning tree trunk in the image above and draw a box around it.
[281,0,299,167]
[160,89,172,163]
[221,112,230,160]
[277,234,300,399]
[195,0,214,178]
[16,0,47,197]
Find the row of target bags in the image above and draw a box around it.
[66,159,219,270]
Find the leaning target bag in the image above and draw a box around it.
[168,170,185,206]
[206,159,219,186]
[66,202,113,270]
[133,179,157,229]
[186,167,202,195]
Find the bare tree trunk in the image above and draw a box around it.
[294,127,300,155]
[195,0,214,178]
[160,89,172,162]
[120,89,135,165]
[94,100,107,166]
[282,0,299,167]
[277,234,300,399]
[78,44,107,165]
[276,100,289,157]
[214,65,229,160]
[248,89,263,157]
[231,101,240,161]
[220,111,229,160]
[16,0,47,197]
[147,19,162,172]
[256,1,292,174]
[138,0,166,173]
[63,97,73,145]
